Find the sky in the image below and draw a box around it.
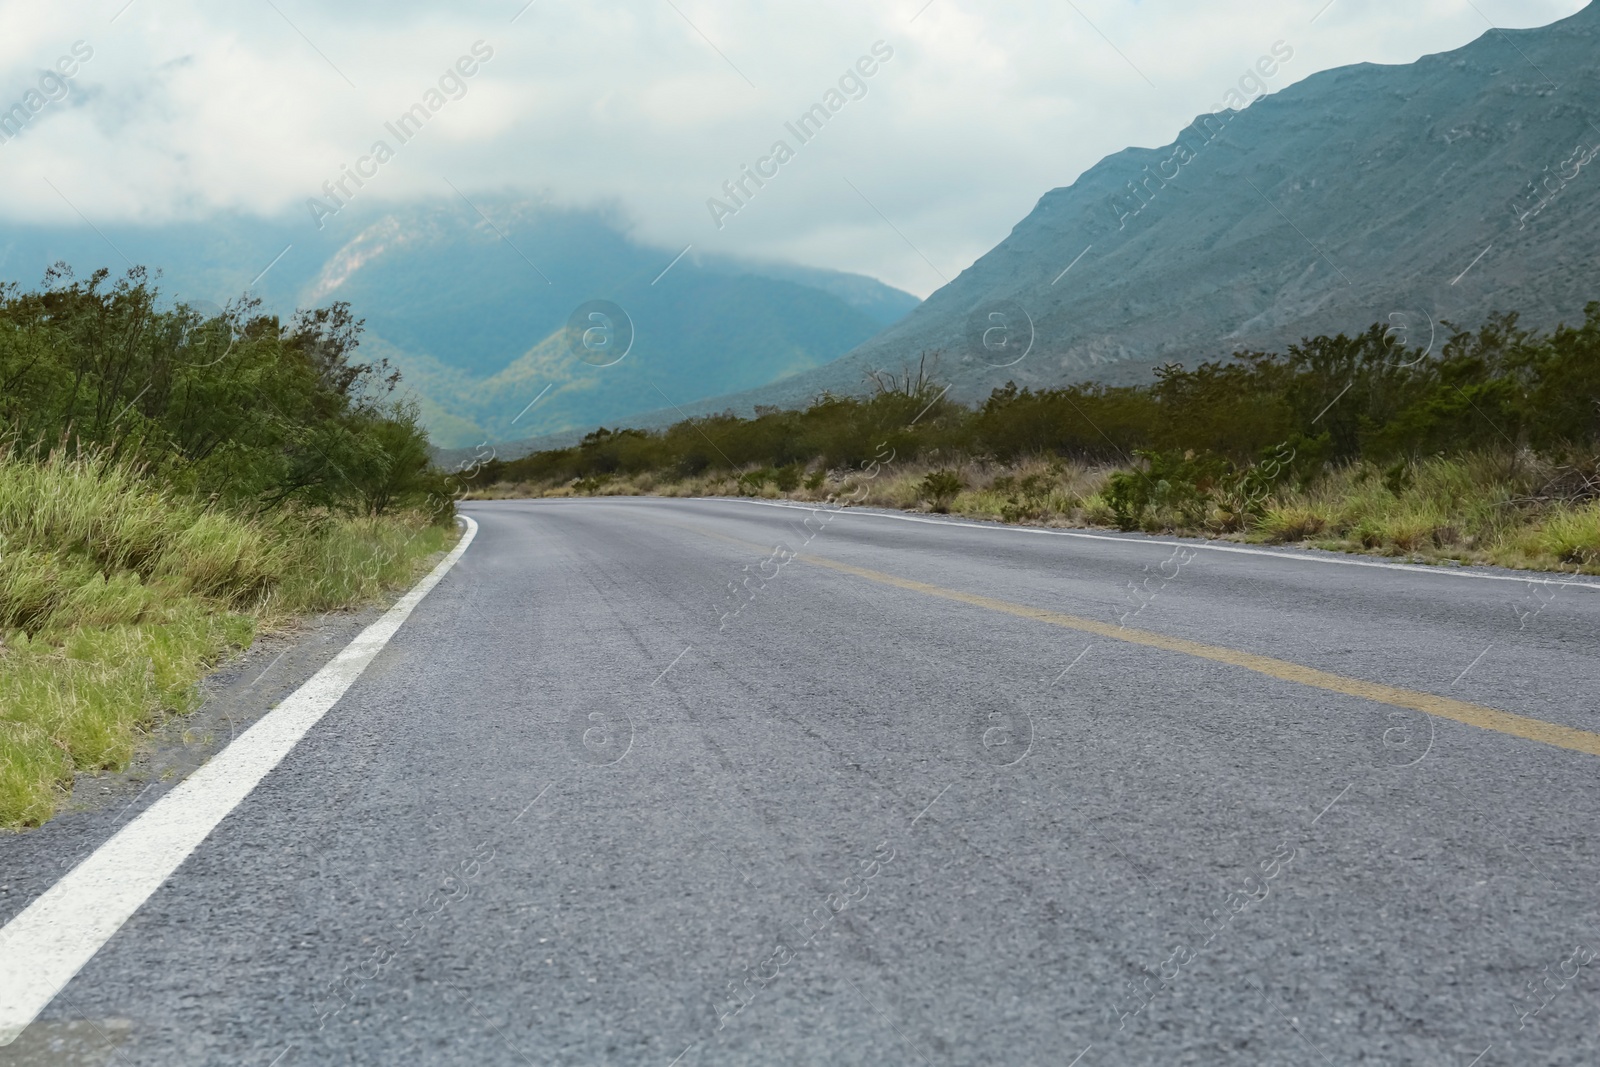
[0,0,1588,298]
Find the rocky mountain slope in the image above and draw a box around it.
[598,2,1600,437]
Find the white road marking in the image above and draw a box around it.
[0,517,479,1046]
[700,498,1600,591]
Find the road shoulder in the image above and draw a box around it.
[0,605,384,929]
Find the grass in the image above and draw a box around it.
[472,449,1600,575]
[0,450,453,829]
[1249,452,1600,570]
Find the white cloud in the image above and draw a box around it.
[0,0,1587,296]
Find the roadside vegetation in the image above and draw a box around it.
[467,306,1600,573]
[0,266,457,828]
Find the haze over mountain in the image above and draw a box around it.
[0,202,918,448]
[553,1,1600,450]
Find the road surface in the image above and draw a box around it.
[4,496,1600,1065]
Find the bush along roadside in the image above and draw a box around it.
[462,305,1600,574]
[0,266,467,829]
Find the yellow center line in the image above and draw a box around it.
[652,513,1600,759]
[799,553,1600,759]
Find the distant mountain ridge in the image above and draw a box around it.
[571,2,1600,443]
[297,201,921,446]
[0,200,920,448]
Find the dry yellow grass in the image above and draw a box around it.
[475,450,1600,575]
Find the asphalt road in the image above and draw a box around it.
[5,496,1600,1066]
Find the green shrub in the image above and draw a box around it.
[572,473,613,494]
[1080,493,1117,526]
[0,266,441,517]
[1104,450,1231,531]
[737,468,774,495]
[983,471,1049,522]
[471,304,1600,502]
[919,469,964,512]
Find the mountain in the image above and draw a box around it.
[0,201,919,448]
[587,2,1600,435]
[303,202,918,446]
